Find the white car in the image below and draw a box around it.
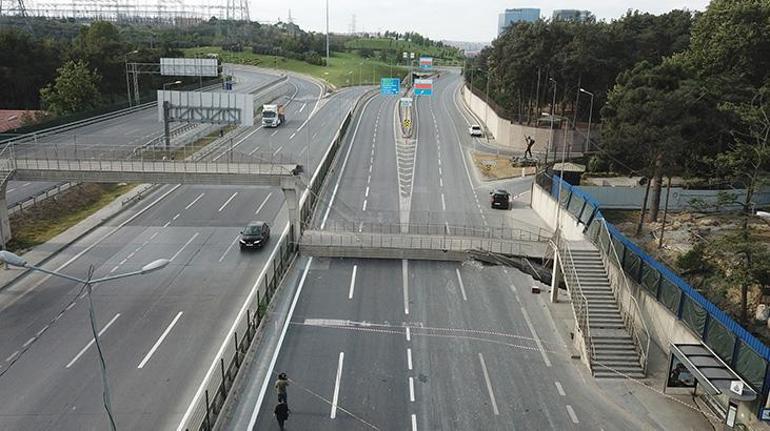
[469,125,483,137]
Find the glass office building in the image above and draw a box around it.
[498,8,540,35]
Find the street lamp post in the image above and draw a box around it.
[0,251,170,431]
[579,88,594,153]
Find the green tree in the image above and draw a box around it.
[40,60,102,115]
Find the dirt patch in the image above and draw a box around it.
[7,183,134,253]
[471,153,536,180]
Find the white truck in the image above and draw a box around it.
[262,104,285,127]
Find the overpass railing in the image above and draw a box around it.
[536,172,770,411]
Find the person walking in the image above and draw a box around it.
[274,401,290,430]
[525,136,535,159]
[275,373,289,404]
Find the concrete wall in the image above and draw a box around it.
[579,185,770,211]
[462,86,585,155]
[530,182,585,241]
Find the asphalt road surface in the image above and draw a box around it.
[0,67,366,430]
[3,66,280,208]
[241,70,662,431]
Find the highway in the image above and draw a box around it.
[3,67,280,208]
[240,70,661,430]
[0,66,366,430]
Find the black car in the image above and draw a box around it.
[490,189,511,209]
[240,221,270,250]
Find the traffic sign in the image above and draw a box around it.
[419,57,433,70]
[414,78,433,96]
[400,97,413,107]
[380,78,400,96]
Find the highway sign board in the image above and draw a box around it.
[400,97,413,107]
[380,78,401,95]
[419,57,433,70]
[414,79,433,96]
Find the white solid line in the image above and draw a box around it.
[319,96,376,229]
[409,376,415,402]
[246,252,310,431]
[170,232,199,262]
[270,129,279,137]
[555,381,566,396]
[566,405,579,424]
[411,414,417,431]
[520,306,552,367]
[255,192,272,215]
[402,259,410,315]
[218,192,238,212]
[330,351,345,419]
[362,200,367,211]
[478,353,500,415]
[406,326,411,341]
[299,103,306,113]
[455,268,468,301]
[365,186,370,197]
[66,313,120,368]
[273,145,283,156]
[138,311,184,369]
[22,337,34,348]
[407,348,413,370]
[5,351,19,362]
[441,193,446,211]
[185,192,205,210]
[219,236,240,263]
[348,265,357,300]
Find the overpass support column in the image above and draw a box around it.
[0,179,10,249]
[550,252,562,303]
[281,179,302,245]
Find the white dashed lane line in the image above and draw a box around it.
[555,381,566,396]
[566,405,579,424]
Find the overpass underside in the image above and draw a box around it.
[299,229,547,261]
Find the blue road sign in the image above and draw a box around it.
[380,78,400,95]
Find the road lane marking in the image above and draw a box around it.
[402,260,410,315]
[455,268,468,301]
[299,103,306,113]
[520,306,552,367]
[365,186,370,197]
[171,232,200,262]
[319,95,376,229]
[110,265,119,273]
[407,348,413,370]
[411,414,417,431]
[163,221,171,228]
[5,351,19,362]
[289,132,296,140]
[138,311,184,369]
[362,200,367,211]
[330,351,345,419]
[66,313,120,368]
[22,182,30,187]
[150,231,159,240]
[566,405,579,424]
[270,130,279,137]
[219,236,240,262]
[273,145,283,156]
[66,302,76,311]
[248,146,262,156]
[212,125,265,161]
[409,376,415,402]
[439,177,443,187]
[22,337,34,348]
[218,192,238,212]
[185,192,205,210]
[406,327,411,341]
[172,213,180,221]
[441,193,446,211]
[348,265,357,299]
[555,381,566,396]
[255,192,272,215]
[478,353,500,415]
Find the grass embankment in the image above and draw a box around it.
[7,183,134,252]
[344,38,463,65]
[472,153,536,180]
[184,47,408,88]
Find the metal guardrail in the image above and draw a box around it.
[599,219,651,374]
[553,233,595,371]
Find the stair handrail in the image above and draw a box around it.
[553,231,595,369]
[599,219,651,375]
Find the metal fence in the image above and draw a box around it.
[536,172,770,414]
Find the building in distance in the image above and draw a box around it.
[498,8,540,35]
[552,9,593,22]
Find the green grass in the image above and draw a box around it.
[8,183,135,252]
[184,47,409,88]
[344,38,463,63]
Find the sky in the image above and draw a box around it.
[250,0,711,42]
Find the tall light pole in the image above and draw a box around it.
[0,251,170,431]
[546,77,557,165]
[579,88,594,153]
[325,0,330,66]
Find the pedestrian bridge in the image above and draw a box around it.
[300,220,550,261]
